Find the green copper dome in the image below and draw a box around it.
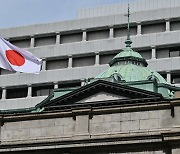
[109,47,148,67]
[114,47,142,59]
[96,43,166,84]
[94,5,174,98]
[96,64,166,84]
[96,42,164,83]
[96,5,164,84]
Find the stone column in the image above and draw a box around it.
[27,85,32,97]
[137,22,142,35]
[151,46,156,59]
[54,82,58,89]
[82,29,87,41]
[167,71,171,84]
[56,32,60,44]
[1,87,6,100]
[166,19,170,32]
[109,26,114,38]
[30,35,35,48]
[42,58,46,71]
[68,55,73,68]
[95,52,100,65]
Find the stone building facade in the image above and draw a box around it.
[0,0,180,110]
[1,0,180,154]
[1,81,180,154]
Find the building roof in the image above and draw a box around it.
[96,64,166,84]
[96,22,165,84]
[94,5,178,98]
[37,79,164,112]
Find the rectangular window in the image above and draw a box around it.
[72,55,95,67]
[159,72,167,81]
[114,26,137,37]
[87,29,109,41]
[169,51,180,57]
[10,38,31,48]
[46,58,68,70]
[0,90,2,99]
[99,53,117,65]
[35,35,56,47]
[170,20,180,31]
[172,74,180,84]
[137,49,151,60]
[58,81,81,88]
[6,87,28,99]
[60,32,82,44]
[142,22,166,34]
[32,84,54,97]
[169,47,180,57]
[156,48,169,59]
[0,68,15,75]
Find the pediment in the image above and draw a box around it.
[38,80,163,110]
[77,91,128,104]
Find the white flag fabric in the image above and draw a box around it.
[0,37,42,73]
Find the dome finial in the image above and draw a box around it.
[125,3,132,48]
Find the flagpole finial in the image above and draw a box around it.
[125,3,132,48]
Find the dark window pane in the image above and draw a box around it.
[35,35,56,47]
[6,87,28,99]
[169,46,180,57]
[142,22,166,34]
[170,20,180,31]
[159,73,167,81]
[60,32,82,44]
[32,85,54,97]
[172,74,180,84]
[10,38,30,48]
[73,56,95,67]
[99,53,117,65]
[137,49,151,60]
[114,26,137,37]
[58,81,81,88]
[169,51,180,57]
[156,48,169,59]
[87,29,109,41]
[46,59,68,70]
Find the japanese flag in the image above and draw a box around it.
[0,37,42,73]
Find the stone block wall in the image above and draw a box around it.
[1,117,75,143]
[1,106,180,153]
[89,109,173,135]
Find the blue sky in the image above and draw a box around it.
[0,0,137,28]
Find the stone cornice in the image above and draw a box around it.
[2,99,180,123]
[0,128,180,152]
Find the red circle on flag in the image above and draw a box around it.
[6,50,25,66]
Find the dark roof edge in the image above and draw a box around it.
[109,56,148,67]
[158,83,180,91]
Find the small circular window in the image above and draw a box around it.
[111,73,122,82]
[147,74,159,83]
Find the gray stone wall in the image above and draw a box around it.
[1,117,75,143]
[0,106,180,154]
[0,109,175,142]
[89,109,173,135]
[1,0,180,110]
